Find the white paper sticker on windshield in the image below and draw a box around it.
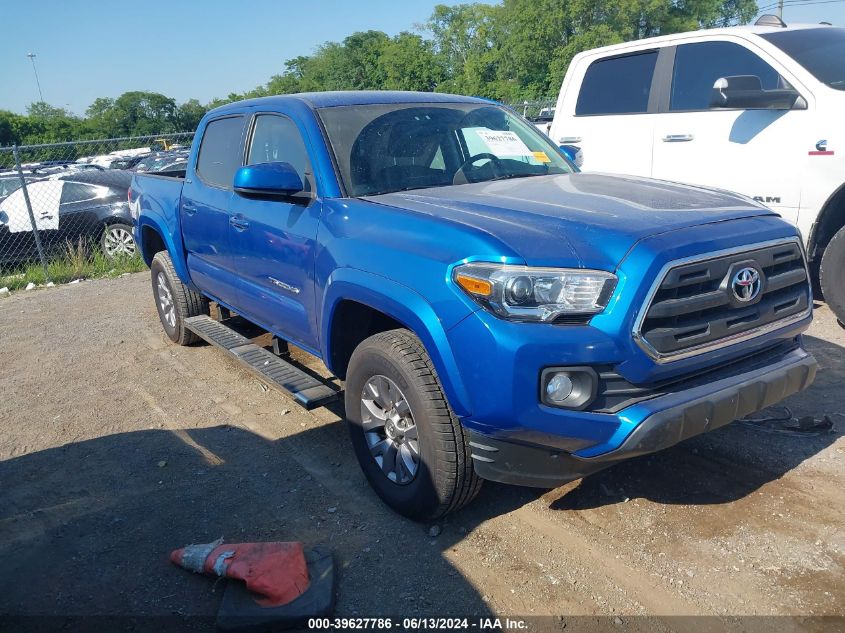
[474,129,532,157]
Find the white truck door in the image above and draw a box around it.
[551,50,660,177]
[651,39,806,225]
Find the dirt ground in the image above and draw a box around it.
[0,272,843,632]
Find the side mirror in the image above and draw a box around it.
[233,162,303,197]
[559,144,583,168]
[709,75,805,110]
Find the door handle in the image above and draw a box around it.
[662,134,694,142]
[230,215,250,231]
[182,203,197,216]
[558,136,582,144]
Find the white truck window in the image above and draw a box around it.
[670,41,784,111]
[761,27,845,91]
[575,51,658,116]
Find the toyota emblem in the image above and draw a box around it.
[731,267,761,302]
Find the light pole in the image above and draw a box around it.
[27,53,44,102]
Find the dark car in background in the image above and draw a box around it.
[0,170,135,267]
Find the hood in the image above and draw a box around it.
[364,173,775,269]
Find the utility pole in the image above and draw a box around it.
[27,53,44,102]
[777,0,784,19]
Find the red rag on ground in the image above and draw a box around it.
[170,540,311,607]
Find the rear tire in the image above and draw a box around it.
[344,329,481,521]
[150,251,208,345]
[101,223,137,259]
[820,225,845,324]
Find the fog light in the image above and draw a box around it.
[540,367,598,410]
[546,373,574,403]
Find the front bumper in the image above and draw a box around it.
[468,346,817,488]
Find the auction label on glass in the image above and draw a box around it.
[475,130,532,157]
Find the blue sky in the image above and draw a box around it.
[1,0,843,116]
[1,0,492,115]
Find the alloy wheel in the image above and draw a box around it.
[360,374,420,484]
[103,226,136,257]
[157,272,176,329]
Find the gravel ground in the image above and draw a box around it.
[0,273,843,632]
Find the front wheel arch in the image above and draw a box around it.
[809,181,845,262]
[320,271,474,418]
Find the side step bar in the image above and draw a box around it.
[184,315,340,410]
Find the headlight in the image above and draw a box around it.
[453,262,616,322]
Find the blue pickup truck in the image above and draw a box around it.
[130,91,817,520]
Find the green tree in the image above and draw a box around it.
[380,32,444,91]
[341,30,391,88]
[0,111,25,147]
[111,91,178,135]
[424,3,500,95]
[177,99,208,131]
[84,92,179,137]
[3,0,762,149]
[26,102,75,119]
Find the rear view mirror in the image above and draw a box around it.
[709,75,805,110]
[233,162,303,197]
[559,145,583,168]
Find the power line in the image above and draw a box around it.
[26,53,44,103]
[757,0,845,12]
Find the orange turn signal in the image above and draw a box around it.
[456,274,493,297]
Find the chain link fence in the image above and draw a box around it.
[0,106,556,290]
[506,98,557,120]
[0,132,193,289]
[505,99,557,136]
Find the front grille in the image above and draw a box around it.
[589,339,800,412]
[636,240,810,360]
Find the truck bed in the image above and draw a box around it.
[130,171,187,263]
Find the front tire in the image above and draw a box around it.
[820,225,845,324]
[344,329,481,521]
[150,251,209,345]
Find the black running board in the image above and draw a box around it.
[184,315,340,410]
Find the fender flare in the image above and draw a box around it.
[808,180,845,259]
[136,215,194,287]
[320,268,473,417]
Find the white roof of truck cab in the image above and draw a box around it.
[574,22,837,58]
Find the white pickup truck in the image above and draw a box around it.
[549,17,845,323]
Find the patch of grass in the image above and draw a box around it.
[0,238,147,291]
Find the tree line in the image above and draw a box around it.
[0,0,758,147]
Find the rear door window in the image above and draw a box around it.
[196,116,246,188]
[60,183,98,204]
[576,51,658,116]
[670,41,784,111]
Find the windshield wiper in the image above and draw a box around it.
[363,184,446,197]
[489,172,545,182]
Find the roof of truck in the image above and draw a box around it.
[209,91,492,116]
[571,22,839,59]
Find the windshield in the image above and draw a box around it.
[317,102,573,197]
[761,27,845,91]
